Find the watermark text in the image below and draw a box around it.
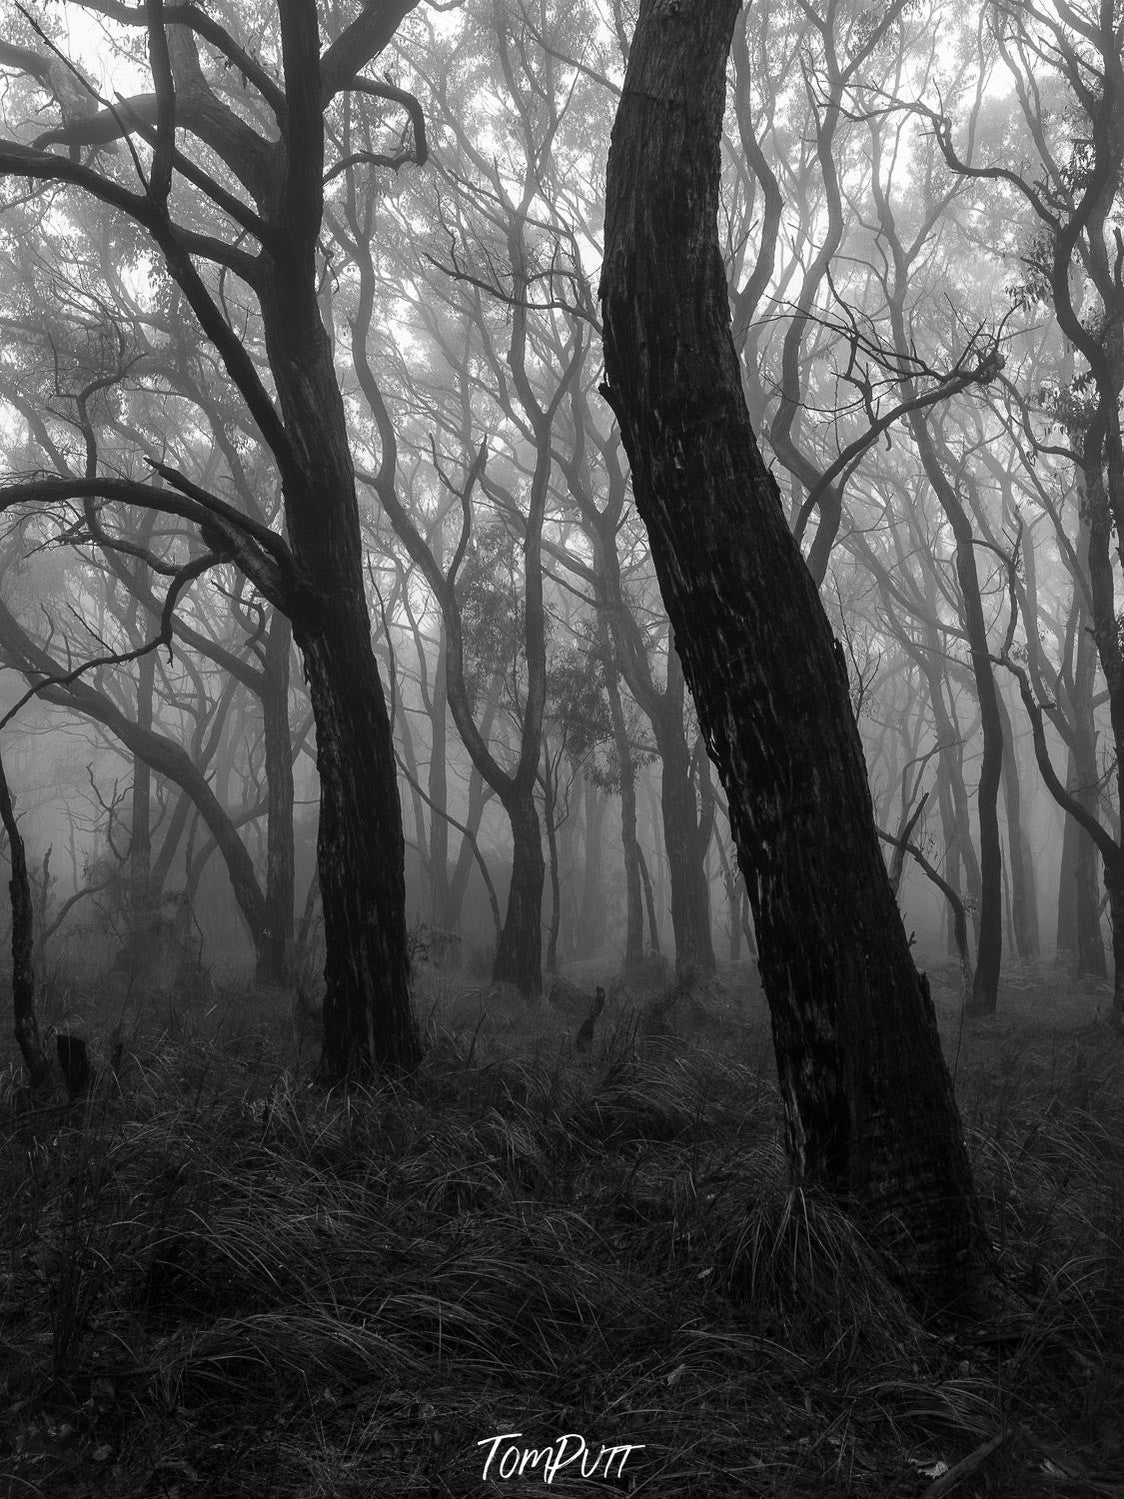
[478,1431,644,1484]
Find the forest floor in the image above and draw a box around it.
[0,953,1122,1498]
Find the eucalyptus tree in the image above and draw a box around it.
[328,3,596,998]
[726,0,1002,586]
[928,0,1124,1024]
[601,0,983,1303]
[0,1,425,1074]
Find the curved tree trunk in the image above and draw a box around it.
[600,0,982,1303]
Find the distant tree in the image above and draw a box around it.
[927,0,1124,1025]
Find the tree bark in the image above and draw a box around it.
[131,647,155,911]
[0,2,424,1076]
[637,840,661,956]
[1,750,52,1093]
[255,1,420,1073]
[655,680,717,981]
[495,784,545,995]
[259,607,295,985]
[1060,610,1108,974]
[600,0,981,1303]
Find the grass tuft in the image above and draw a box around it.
[1,959,1121,1495]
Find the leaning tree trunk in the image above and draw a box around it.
[600,0,982,1303]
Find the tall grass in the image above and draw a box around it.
[1,965,1121,1496]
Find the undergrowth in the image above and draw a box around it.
[0,965,1121,1497]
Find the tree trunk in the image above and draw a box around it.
[1104,860,1124,1027]
[604,636,644,970]
[545,781,562,975]
[654,653,717,981]
[493,785,545,996]
[2,750,52,1093]
[131,648,155,911]
[298,608,419,1074]
[258,69,420,1074]
[944,517,1003,1014]
[637,841,661,955]
[428,612,451,928]
[600,0,981,1302]
[1061,601,1109,975]
[996,688,1039,958]
[259,608,295,985]
[447,668,503,933]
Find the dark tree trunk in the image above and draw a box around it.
[257,16,420,1076]
[446,667,503,934]
[1061,598,1109,975]
[259,608,295,985]
[131,647,155,910]
[646,780,668,934]
[600,0,982,1302]
[545,783,562,975]
[921,626,983,931]
[942,510,1003,1013]
[428,614,451,929]
[1,751,51,1092]
[659,719,715,979]
[637,841,661,955]
[1056,788,1076,958]
[494,786,545,995]
[604,636,644,970]
[654,649,717,980]
[1104,860,1124,1021]
[263,295,417,1072]
[298,607,419,1074]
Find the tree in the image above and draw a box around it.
[0,2,423,1074]
[927,0,1124,1024]
[600,0,982,1302]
